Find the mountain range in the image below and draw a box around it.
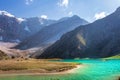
[37,7,120,59]
[0,11,56,42]
[14,15,88,50]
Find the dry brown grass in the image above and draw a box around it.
[0,59,77,73]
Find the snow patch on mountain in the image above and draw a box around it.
[17,18,26,23]
[39,18,44,25]
[12,39,21,43]
[24,26,31,32]
[0,36,3,40]
[0,11,15,17]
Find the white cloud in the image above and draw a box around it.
[57,0,69,8]
[68,11,73,16]
[25,0,33,5]
[40,15,48,19]
[94,12,108,20]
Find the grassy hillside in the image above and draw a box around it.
[104,55,120,59]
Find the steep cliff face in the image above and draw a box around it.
[0,13,21,42]
[14,15,88,50]
[38,7,120,59]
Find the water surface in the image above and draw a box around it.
[0,59,120,80]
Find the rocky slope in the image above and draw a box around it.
[38,7,120,59]
[0,50,9,60]
[14,15,88,50]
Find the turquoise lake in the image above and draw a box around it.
[0,59,120,80]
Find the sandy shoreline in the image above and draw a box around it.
[0,65,82,76]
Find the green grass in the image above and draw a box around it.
[103,55,120,60]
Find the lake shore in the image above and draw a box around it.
[0,65,82,76]
[0,59,81,76]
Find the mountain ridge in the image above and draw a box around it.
[14,15,88,50]
[0,11,57,42]
[37,7,120,59]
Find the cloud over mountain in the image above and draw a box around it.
[94,12,108,20]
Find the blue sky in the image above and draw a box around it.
[0,0,120,22]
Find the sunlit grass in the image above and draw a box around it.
[103,55,120,60]
[0,59,77,73]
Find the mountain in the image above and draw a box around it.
[22,17,56,34]
[0,11,56,43]
[14,15,88,50]
[37,7,120,59]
